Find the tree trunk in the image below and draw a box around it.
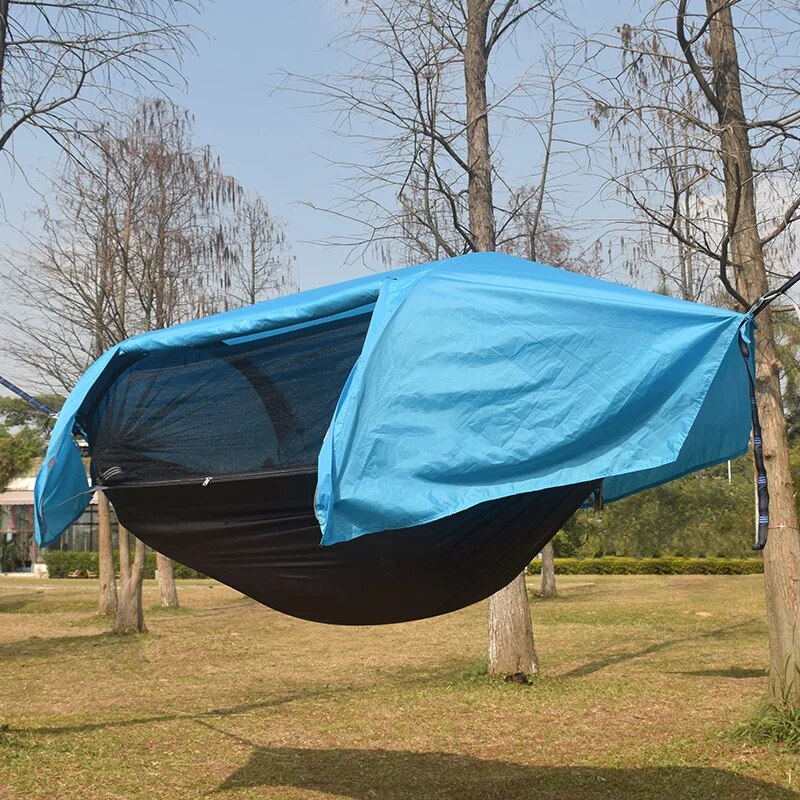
[488,571,538,675]
[707,0,800,709]
[464,0,538,677]
[0,0,9,113]
[540,541,557,599]
[114,533,147,634]
[96,493,117,615]
[118,520,131,588]
[156,552,179,607]
[463,0,496,252]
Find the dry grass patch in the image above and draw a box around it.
[0,574,797,799]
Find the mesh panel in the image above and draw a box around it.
[87,312,372,484]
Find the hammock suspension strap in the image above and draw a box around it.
[0,375,56,417]
[741,268,800,550]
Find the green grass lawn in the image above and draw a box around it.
[0,574,797,799]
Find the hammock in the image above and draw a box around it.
[35,253,763,624]
[106,472,594,624]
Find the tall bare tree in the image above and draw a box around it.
[224,193,296,307]
[463,0,541,678]
[114,525,147,634]
[588,0,800,709]
[539,542,557,599]
[0,0,195,611]
[96,494,117,615]
[10,98,294,632]
[300,0,558,676]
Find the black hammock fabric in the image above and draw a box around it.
[107,471,596,625]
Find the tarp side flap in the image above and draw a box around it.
[315,260,751,546]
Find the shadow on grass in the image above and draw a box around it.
[0,632,125,661]
[19,690,329,737]
[18,659,472,737]
[0,594,95,615]
[145,604,193,615]
[563,621,760,678]
[216,747,798,799]
[678,666,767,679]
[0,601,241,657]
[0,597,30,613]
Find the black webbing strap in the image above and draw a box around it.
[749,270,800,317]
[737,329,769,550]
[0,375,56,416]
[740,267,800,551]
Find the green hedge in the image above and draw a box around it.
[44,551,98,578]
[44,551,205,579]
[46,553,763,579]
[527,556,763,575]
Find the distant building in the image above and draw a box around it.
[0,475,105,573]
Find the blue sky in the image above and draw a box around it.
[0,0,634,390]
[174,0,370,287]
[1,0,628,296]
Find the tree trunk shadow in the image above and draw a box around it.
[563,620,760,678]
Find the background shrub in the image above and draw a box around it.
[527,556,763,575]
[44,551,205,579]
[43,551,99,578]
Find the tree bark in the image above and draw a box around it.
[463,0,538,677]
[707,0,800,709]
[96,493,117,615]
[118,520,131,588]
[0,0,9,113]
[156,552,179,607]
[464,0,496,252]
[114,533,147,634]
[540,541,557,599]
[488,570,538,675]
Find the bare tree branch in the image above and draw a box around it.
[0,0,199,163]
[676,0,724,117]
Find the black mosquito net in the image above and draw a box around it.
[85,311,372,486]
